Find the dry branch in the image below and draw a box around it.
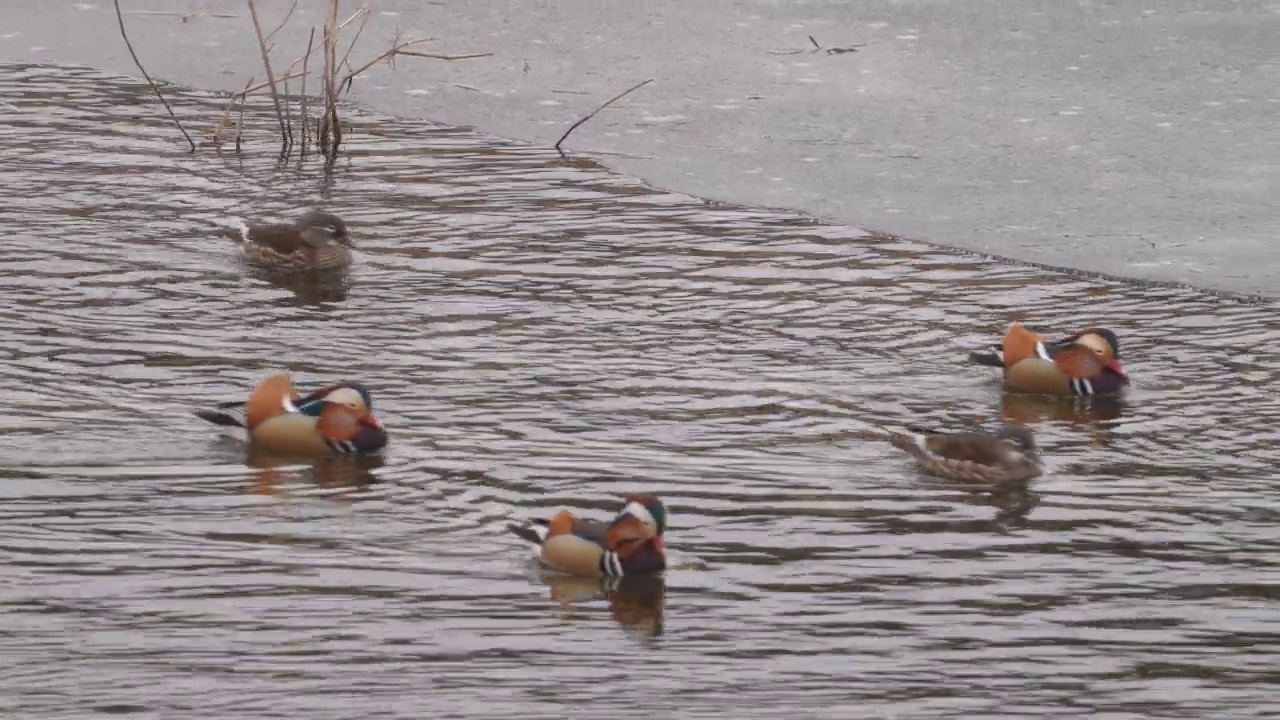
[264,0,298,43]
[211,75,255,147]
[113,0,195,151]
[299,27,316,157]
[317,0,341,159]
[336,6,372,76]
[246,0,290,150]
[554,78,653,155]
[397,50,494,61]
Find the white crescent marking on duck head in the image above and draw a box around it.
[620,501,656,529]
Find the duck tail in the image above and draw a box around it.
[222,217,251,245]
[193,408,245,428]
[888,429,930,459]
[507,519,549,546]
[968,348,1005,367]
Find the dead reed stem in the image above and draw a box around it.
[213,75,255,147]
[336,6,372,76]
[113,0,195,151]
[339,36,432,92]
[554,78,654,155]
[299,27,316,158]
[246,0,290,151]
[319,0,341,159]
[396,50,493,61]
[223,0,488,160]
[264,0,298,44]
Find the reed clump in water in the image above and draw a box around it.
[114,0,492,162]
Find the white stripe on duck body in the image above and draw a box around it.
[193,372,387,456]
[888,423,1042,484]
[508,495,668,578]
[227,209,353,272]
[968,321,1129,396]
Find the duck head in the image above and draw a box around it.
[307,382,383,431]
[994,424,1039,465]
[1071,328,1126,380]
[605,495,668,557]
[297,210,352,249]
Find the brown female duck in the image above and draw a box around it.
[969,321,1129,396]
[889,424,1042,484]
[229,210,353,271]
[508,495,668,578]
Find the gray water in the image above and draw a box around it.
[1,64,1278,720]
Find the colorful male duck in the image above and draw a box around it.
[508,495,668,578]
[228,210,353,271]
[969,321,1128,396]
[889,424,1042,484]
[193,372,387,455]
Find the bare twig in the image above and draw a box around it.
[554,77,653,155]
[236,96,247,151]
[113,0,195,151]
[336,6,372,76]
[124,10,240,19]
[239,70,309,96]
[246,0,290,151]
[318,0,341,159]
[264,0,298,43]
[396,50,494,61]
[339,36,436,92]
[213,74,256,146]
[282,72,294,157]
[337,5,368,31]
[299,27,316,157]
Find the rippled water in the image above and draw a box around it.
[2,64,1278,719]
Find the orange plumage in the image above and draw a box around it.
[999,321,1045,368]
[546,511,578,538]
[244,373,300,430]
[314,403,364,442]
[605,515,657,556]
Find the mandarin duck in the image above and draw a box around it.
[969,321,1128,396]
[508,496,668,578]
[228,210,353,271]
[194,372,387,456]
[889,424,1042,484]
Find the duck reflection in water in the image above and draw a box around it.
[249,265,351,306]
[998,391,1127,453]
[245,450,385,497]
[999,391,1127,429]
[539,571,666,642]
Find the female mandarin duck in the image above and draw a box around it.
[889,424,1042,484]
[508,496,668,578]
[969,321,1128,396]
[193,372,387,455]
[229,210,353,271]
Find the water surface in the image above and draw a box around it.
[1,64,1277,720]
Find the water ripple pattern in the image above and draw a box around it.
[1,64,1278,720]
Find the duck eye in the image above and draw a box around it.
[1094,347,1104,355]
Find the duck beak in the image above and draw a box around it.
[360,412,383,429]
[1106,358,1128,381]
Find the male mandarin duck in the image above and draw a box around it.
[889,423,1042,484]
[508,495,668,578]
[969,321,1129,396]
[193,372,387,455]
[227,209,353,271]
